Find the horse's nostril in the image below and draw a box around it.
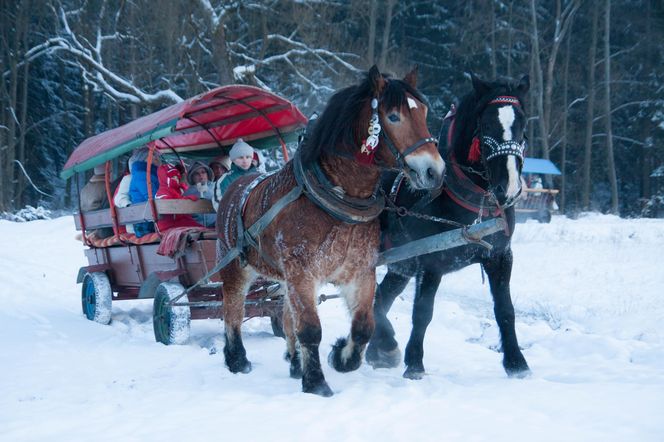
[427,167,435,180]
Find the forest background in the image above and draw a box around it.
[1,0,663,217]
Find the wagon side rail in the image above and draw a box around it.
[73,199,215,231]
[515,188,559,212]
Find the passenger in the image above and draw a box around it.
[128,147,161,237]
[80,165,113,239]
[212,139,257,211]
[209,155,231,180]
[252,150,267,174]
[183,161,215,227]
[113,158,135,234]
[155,163,203,232]
[530,175,543,190]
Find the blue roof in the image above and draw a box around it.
[522,157,561,175]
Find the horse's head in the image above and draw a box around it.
[368,66,445,190]
[466,73,529,208]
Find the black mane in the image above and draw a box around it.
[301,71,426,164]
[452,78,528,163]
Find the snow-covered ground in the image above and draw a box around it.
[1,214,663,441]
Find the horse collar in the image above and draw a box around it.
[293,153,385,224]
[443,150,501,218]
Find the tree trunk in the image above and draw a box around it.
[507,1,513,78]
[581,5,599,210]
[213,19,234,85]
[367,0,377,66]
[529,0,547,159]
[527,42,536,147]
[5,5,21,211]
[603,0,619,214]
[641,2,653,201]
[560,23,572,213]
[16,44,29,206]
[489,0,497,79]
[379,0,396,68]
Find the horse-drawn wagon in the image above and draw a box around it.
[63,85,307,343]
[515,157,561,223]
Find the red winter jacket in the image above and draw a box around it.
[155,164,203,232]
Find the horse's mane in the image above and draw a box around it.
[301,71,427,164]
[452,77,528,162]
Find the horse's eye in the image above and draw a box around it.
[388,113,400,123]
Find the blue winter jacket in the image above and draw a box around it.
[128,161,159,237]
[129,161,159,203]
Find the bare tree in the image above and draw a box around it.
[378,0,397,68]
[603,0,619,213]
[581,5,599,210]
[529,0,580,166]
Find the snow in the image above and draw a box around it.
[1,214,663,441]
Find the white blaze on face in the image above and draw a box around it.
[497,106,521,199]
[506,156,521,198]
[407,97,418,109]
[498,106,515,141]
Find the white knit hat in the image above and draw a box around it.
[229,138,254,160]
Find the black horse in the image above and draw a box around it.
[366,73,531,380]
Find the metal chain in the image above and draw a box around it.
[453,162,489,181]
[380,188,466,229]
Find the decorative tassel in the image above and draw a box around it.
[355,139,377,165]
[468,137,481,163]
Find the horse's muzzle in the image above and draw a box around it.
[405,156,445,190]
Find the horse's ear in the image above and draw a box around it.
[516,75,530,95]
[369,65,386,96]
[470,72,490,96]
[403,65,418,88]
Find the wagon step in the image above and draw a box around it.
[376,218,506,267]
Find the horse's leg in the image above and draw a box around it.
[482,249,530,377]
[282,299,302,379]
[328,269,376,373]
[219,260,252,374]
[366,270,411,368]
[403,269,442,379]
[287,278,333,397]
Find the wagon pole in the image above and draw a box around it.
[376,218,505,267]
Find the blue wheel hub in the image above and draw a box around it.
[82,277,96,320]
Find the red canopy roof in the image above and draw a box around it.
[61,85,307,179]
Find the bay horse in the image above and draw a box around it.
[215,66,445,396]
[366,73,531,380]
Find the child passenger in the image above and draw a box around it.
[155,163,203,232]
[212,139,257,211]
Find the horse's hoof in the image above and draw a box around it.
[506,366,531,379]
[366,343,401,369]
[328,337,362,373]
[302,380,334,397]
[290,360,303,379]
[227,358,252,374]
[403,366,425,380]
[504,356,530,378]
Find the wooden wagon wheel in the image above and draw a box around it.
[153,282,191,345]
[81,272,112,325]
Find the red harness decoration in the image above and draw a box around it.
[489,95,521,107]
[468,137,481,163]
